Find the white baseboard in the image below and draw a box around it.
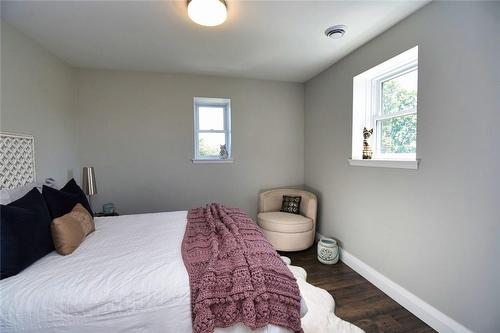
[339,248,473,333]
[315,232,472,333]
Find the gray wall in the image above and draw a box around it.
[1,22,78,184]
[304,2,499,332]
[75,69,304,216]
[3,4,499,331]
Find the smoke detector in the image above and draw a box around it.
[325,25,347,39]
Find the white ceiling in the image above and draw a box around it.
[1,0,429,82]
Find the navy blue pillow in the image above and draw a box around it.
[1,188,54,279]
[42,178,92,218]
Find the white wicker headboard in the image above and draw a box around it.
[0,132,36,190]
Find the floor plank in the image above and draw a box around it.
[283,246,436,333]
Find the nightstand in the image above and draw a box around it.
[94,212,119,217]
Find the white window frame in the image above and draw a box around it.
[350,46,419,169]
[372,62,418,160]
[193,97,232,162]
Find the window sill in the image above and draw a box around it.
[192,159,233,164]
[348,159,419,169]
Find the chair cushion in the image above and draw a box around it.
[258,212,313,233]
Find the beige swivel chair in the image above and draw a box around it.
[257,189,317,251]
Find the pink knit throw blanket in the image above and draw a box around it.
[182,203,303,333]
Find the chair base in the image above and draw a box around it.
[261,228,315,252]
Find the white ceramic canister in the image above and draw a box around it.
[317,238,339,264]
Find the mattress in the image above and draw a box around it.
[0,211,290,333]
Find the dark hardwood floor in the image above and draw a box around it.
[283,246,436,333]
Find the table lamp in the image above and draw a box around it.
[82,166,97,212]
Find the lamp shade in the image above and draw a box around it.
[82,167,97,196]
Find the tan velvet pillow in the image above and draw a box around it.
[51,203,95,255]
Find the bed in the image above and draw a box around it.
[1,135,362,333]
[0,211,295,333]
[0,132,300,332]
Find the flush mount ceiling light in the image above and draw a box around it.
[187,0,227,27]
[325,25,347,39]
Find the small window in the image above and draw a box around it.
[193,97,231,162]
[351,46,418,167]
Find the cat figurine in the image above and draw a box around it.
[219,144,229,159]
[362,127,374,159]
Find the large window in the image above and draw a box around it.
[193,97,231,162]
[351,46,418,168]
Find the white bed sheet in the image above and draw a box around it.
[0,211,290,333]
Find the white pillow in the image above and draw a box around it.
[0,178,59,205]
[0,189,12,205]
[0,183,38,205]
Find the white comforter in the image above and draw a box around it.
[0,211,289,333]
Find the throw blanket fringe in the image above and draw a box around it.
[182,203,303,333]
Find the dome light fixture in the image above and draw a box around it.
[187,0,227,27]
[325,25,347,39]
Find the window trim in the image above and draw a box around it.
[351,46,419,168]
[371,63,418,159]
[348,158,419,169]
[193,97,232,162]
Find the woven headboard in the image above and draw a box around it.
[0,132,36,190]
